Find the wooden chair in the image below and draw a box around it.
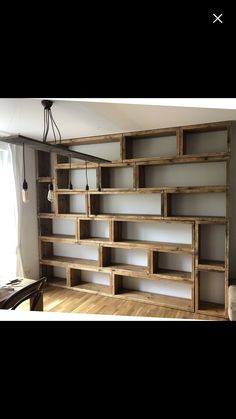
[1,277,47,311]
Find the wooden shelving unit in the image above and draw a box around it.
[37,121,232,318]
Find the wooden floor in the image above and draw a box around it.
[18,286,225,320]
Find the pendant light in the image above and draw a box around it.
[47,182,54,202]
[22,143,29,203]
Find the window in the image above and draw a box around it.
[0,143,19,281]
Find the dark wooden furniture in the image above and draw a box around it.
[0,277,47,310]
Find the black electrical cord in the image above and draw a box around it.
[98,163,101,191]
[42,102,61,144]
[85,161,89,190]
[68,155,73,189]
[22,143,28,191]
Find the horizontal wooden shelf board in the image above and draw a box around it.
[134,153,230,166]
[197,301,226,318]
[72,282,111,295]
[89,190,163,195]
[123,152,230,164]
[115,289,193,311]
[40,234,76,243]
[37,177,53,182]
[50,133,122,146]
[89,213,163,219]
[154,268,192,281]
[38,213,78,220]
[47,277,67,287]
[103,240,193,252]
[40,256,98,268]
[164,186,228,194]
[103,263,147,273]
[57,188,97,193]
[198,260,225,272]
[166,216,227,222]
[79,237,110,244]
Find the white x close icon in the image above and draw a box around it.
[213,13,223,23]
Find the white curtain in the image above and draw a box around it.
[0,142,24,281]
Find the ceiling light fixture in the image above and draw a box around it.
[0,100,111,163]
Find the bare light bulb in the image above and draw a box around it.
[47,183,55,202]
[22,179,29,204]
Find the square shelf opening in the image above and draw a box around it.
[37,151,51,177]
[183,129,228,155]
[52,219,76,237]
[198,271,225,314]
[140,162,226,188]
[79,220,110,240]
[41,265,67,286]
[101,166,133,189]
[124,132,177,160]
[58,194,86,215]
[69,268,111,294]
[199,223,226,265]
[152,251,192,278]
[169,192,226,217]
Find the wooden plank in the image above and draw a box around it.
[125,152,230,164]
[0,135,111,163]
[88,194,100,216]
[40,256,98,268]
[163,192,171,217]
[176,128,183,156]
[68,268,81,287]
[99,246,111,267]
[40,234,76,243]
[102,239,193,252]
[37,177,53,183]
[198,260,225,272]
[123,136,133,160]
[49,133,122,146]
[39,218,52,236]
[225,220,229,316]
[111,273,123,295]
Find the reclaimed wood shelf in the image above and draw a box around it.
[37,120,231,318]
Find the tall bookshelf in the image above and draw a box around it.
[37,121,231,318]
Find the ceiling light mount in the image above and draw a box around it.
[41,100,53,110]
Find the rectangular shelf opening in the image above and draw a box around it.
[199,223,226,270]
[183,129,228,155]
[114,275,192,310]
[79,219,110,242]
[124,132,177,160]
[198,271,225,316]
[139,162,226,188]
[89,193,162,216]
[169,192,226,217]
[101,247,148,273]
[58,194,86,215]
[39,218,76,240]
[41,265,67,287]
[112,220,193,248]
[101,166,133,189]
[151,251,192,280]
[41,242,98,267]
[69,268,111,294]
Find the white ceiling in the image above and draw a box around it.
[0,98,236,141]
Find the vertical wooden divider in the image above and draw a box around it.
[194,222,199,311]
[176,128,184,156]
